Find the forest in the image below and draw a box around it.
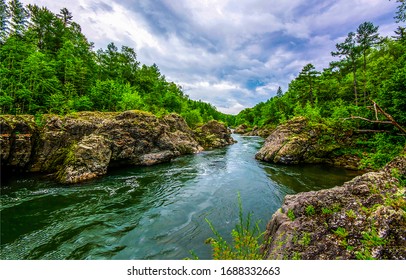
[234,3,406,169]
[1,0,405,169]
[0,0,233,127]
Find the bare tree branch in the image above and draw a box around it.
[342,100,406,134]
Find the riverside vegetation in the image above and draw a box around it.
[1,0,405,260]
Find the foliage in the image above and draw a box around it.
[233,17,406,168]
[305,205,316,216]
[359,134,405,169]
[205,193,265,260]
[287,209,296,221]
[0,1,232,125]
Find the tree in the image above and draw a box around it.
[276,86,283,98]
[393,26,406,42]
[297,63,320,106]
[7,0,26,36]
[391,0,406,22]
[332,32,361,106]
[0,0,9,43]
[356,22,380,105]
[57,8,72,28]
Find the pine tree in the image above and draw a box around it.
[0,0,9,43]
[356,22,380,105]
[332,32,361,106]
[8,0,26,36]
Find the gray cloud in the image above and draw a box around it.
[22,0,399,114]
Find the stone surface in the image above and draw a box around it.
[0,111,234,184]
[195,120,236,149]
[0,115,37,169]
[261,151,406,260]
[255,117,358,169]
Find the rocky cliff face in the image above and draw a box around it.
[0,111,234,184]
[255,117,359,169]
[261,151,406,260]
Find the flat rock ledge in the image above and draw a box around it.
[261,151,406,260]
[0,111,234,184]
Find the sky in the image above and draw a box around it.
[21,0,400,114]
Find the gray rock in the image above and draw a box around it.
[261,152,406,260]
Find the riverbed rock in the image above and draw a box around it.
[255,117,357,168]
[234,124,272,138]
[261,150,406,260]
[195,120,236,149]
[234,124,249,134]
[0,111,235,184]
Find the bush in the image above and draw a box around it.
[205,193,265,260]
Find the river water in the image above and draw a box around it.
[0,135,361,260]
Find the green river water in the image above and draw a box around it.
[0,135,361,260]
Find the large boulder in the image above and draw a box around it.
[255,117,357,167]
[261,151,406,260]
[195,120,236,149]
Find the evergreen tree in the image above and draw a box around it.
[57,8,72,28]
[331,32,361,106]
[0,0,8,44]
[276,86,283,98]
[7,0,26,36]
[356,22,380,105]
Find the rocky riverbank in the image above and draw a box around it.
[0,111,234,184]
[261,149,406,260]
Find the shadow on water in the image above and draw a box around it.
[261,163,364,194]
[0,134,362,260]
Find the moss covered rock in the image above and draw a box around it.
[255,117,357,168]
[262,151,406,260]
[195,120,236,149]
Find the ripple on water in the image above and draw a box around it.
[0,134,360,260]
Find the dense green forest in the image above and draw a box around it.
[0,0,233,127]
[235,2,406,169]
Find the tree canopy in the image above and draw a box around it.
[0,0,231,127]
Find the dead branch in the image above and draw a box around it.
[355,129,389,133]
[342,100,406,135]
[371,100,406,134]
[343,116,393,124]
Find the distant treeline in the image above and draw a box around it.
[0,0,233,127]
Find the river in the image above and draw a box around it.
[0,134,361,260]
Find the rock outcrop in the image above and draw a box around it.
[0,115,37,170]
[255,117,359,169]
[261,151,406,260]
[234,124,271,138]
[1,111,234,184]
[195,120,236,149]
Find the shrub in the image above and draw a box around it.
[205,193,265,260]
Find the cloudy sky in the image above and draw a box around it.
[22,0,399,114]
